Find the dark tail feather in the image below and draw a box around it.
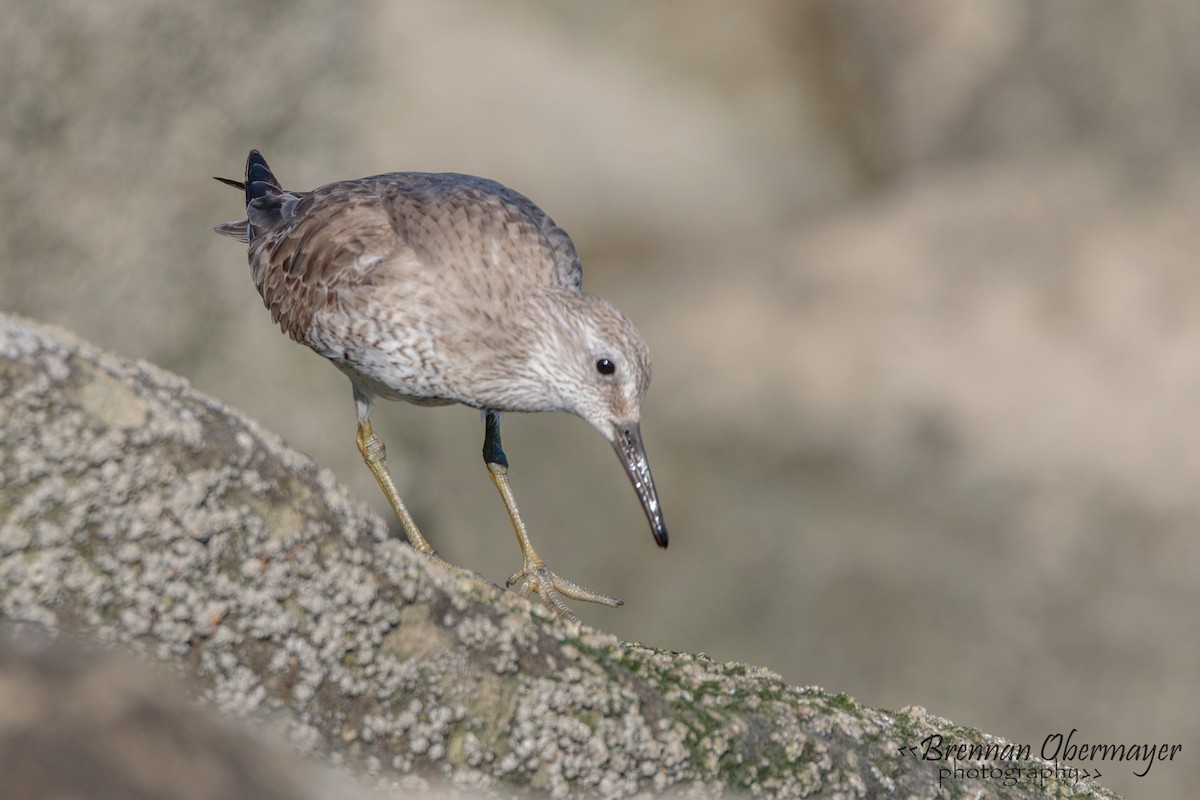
[213,219,250,243]
[212,176,245,191]
[212,149,280,198]
[245,149,282,205]
[213,150,284,244]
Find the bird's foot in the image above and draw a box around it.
[506,564,623,624]
[422,550,459,573]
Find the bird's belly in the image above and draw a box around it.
[330,358,457,406]
[305,312,459,406]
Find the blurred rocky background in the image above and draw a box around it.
[2,1,1198,798]
[0,630,371,800]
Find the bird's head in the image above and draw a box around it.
[529,289,668,548]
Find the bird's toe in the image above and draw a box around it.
[506,564,622,623]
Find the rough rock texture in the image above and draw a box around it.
[0,313,1120,799]
[5,11,1195,800]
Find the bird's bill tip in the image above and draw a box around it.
[652,520,669,548]
[612,422,668,549]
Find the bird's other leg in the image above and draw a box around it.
[482,411,622,623]
[352,384,441,559]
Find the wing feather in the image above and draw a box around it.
[238,170,584,346]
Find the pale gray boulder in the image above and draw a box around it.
[0,313,1119,799]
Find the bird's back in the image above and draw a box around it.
[218,163,584,346]
[215,152,590,405]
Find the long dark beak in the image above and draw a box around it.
[613,422,668,548]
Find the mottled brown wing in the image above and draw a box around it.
[247,181,400,344]
[473,178,585,293]
[371,172,584,293]
[246,172,584,346]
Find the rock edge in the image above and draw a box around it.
[0,313,1119,799]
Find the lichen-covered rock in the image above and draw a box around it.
[0,313,1120,799]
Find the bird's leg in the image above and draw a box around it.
[482,411,622,622]
[352,385,441,560]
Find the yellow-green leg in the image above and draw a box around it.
[483,412,622,623]
[353,385,447,564]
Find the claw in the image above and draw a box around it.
[507,564,623,622]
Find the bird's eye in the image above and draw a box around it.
[596,358,616,375]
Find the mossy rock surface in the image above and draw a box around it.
[0,313,1120,799]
